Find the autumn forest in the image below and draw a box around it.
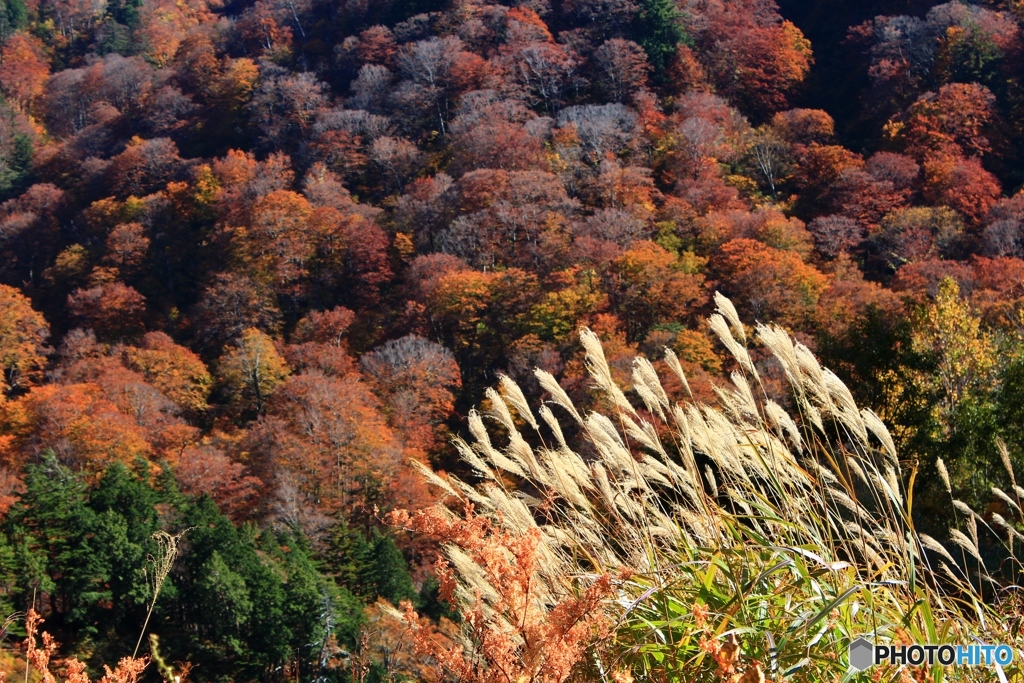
[1,0,1024,679]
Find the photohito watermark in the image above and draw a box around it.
[849,638,1014,671]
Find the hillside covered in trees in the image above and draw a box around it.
[2,0,1024,678]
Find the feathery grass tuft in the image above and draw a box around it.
[405,293,1024,682]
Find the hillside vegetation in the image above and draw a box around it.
[0,0,1024,678]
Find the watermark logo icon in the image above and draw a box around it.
[849,637,874,671]
[848,638,1014,670]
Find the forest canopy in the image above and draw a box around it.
[1,0,1024,678]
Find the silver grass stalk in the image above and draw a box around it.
[580,327,635,415]
[996,437,1016,488]
[535,368,583,424]
[936,458,952,494]
[991,487,1022,518]
[920,534,958,566]
[714,291,745,342]
[708,314,756,377]
[632,356,669,415]
[949,529,984,565]
[498,373,540,432]
[662,347,692,397]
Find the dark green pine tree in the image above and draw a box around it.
[104,0,142,28]
[95,0,142,55]
[322,518,369,590]
[84,462,163,659]
[5,454,104,644]
[0,99,34,202]
[0,0,27,44]
[631,0,688,79]
[171,495,291,677]
[5,458,167,665]
[4,460,356,681]
[357,530,417,606]
[0,531,19,622]
[265,531,364,679]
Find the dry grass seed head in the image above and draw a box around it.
[507,433,548,485]
[468,409,494,451]
[637,457,673,488]
[714,291,746,342]
[757,324,803,390]
[808,459,839,486]
[483,485,537,533]
[485,387,519,434]
[801,399,825,432]
[936,458,952,494]
[482,444,528,479]
[991,487,1022,518]
[919,534,959,566]
[861,409,898,469]
[764,399,804,453]
[843,523,889,574]
[498,374,540,432]
[730,371,759,418]
[844,457,871,490]
[709,314,756,377]
[823,371,869,446]
[827,487,869,520]
[539,404,568,449]
[794,342,826,389]
[632,356,669,419]
[996,437,1016,489]
[883,467,903,507]
[580,327,636,415]
[990,513,1024,542]
[453,437,496,482]
[663,347,692,397]
[949,528,984,565]
[586,413,637,475]
[621,414,667,459]
[537,448,591,509]
[411,458,463,497]
[535,369,584,425]
[952,499,976,523]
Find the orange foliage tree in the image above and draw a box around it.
[217,327,290,415]
[0,284,49,396]
[1,382,152,471]
[714,238,830,326]
[922,152,1001,225]
[895,82,996,160]
[606,240,705,341]
[360,335,461,453]
[689,0,812,116]
[0,33,50,113]
[244,369,426,528]
[67,282,147,342]
[125,332,212,413]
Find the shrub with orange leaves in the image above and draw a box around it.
[389,505,613,683]
[12,610,149,683]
